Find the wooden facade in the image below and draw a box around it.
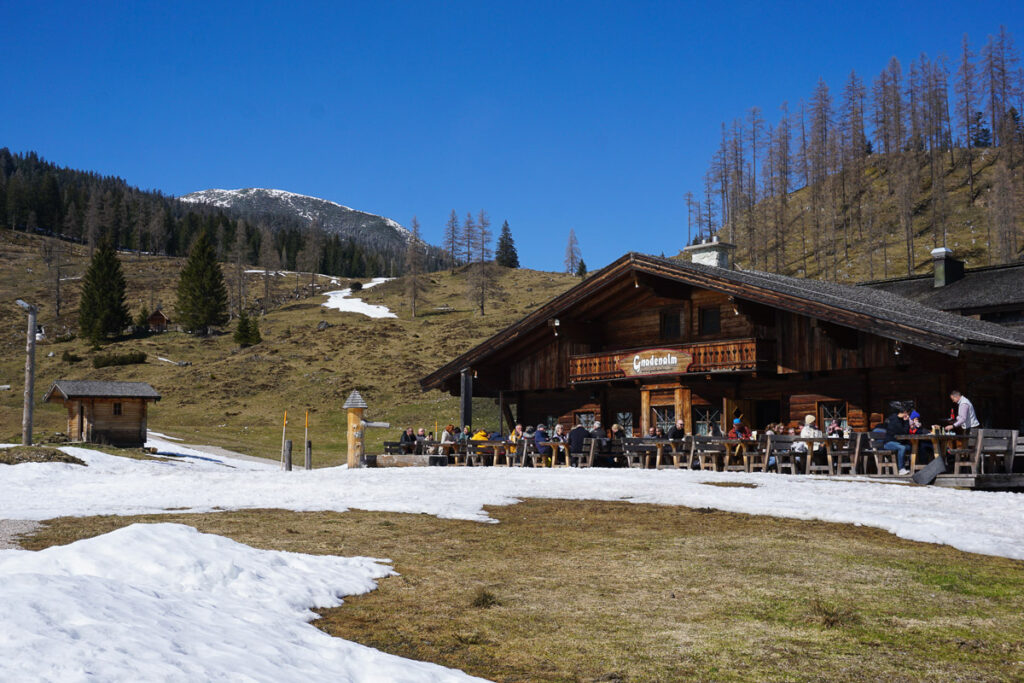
[45,380,160,447]
[422,252,1024,437]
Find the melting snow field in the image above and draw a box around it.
[321,277,396,318]
[0,524,482,682]
[3,439,1023,681]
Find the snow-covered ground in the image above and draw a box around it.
[0,523,483,682]
[4,444,1024,680]
[3,446,1023,561]
[322,277,396,318]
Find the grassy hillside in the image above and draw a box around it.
[699,148,1023,282]
[0,231,577,464]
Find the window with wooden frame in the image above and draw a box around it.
[692,406,721,435]
[659,309,684,340]
[574,411,596,429]
[113,402,123,416]
[616,411,634,437]
[651,406,675,433]
[698,306,720,335]
[818,401,847,431]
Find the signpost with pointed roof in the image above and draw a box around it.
[344,390,367,468]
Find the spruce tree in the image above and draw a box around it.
[495,220,519,268]
[576,259,587,277]
[176,231,229,335]
[233,310,261,347]
[78,240,131,344]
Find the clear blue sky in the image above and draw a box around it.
[3,1,1021,272]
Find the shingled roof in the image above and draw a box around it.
[862,261,1024,312]
[421,253,1024,391]
[44,380,161,402]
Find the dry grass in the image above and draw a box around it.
[0,445,85,465]
[0,231,578,464]
[23,500,1024,682]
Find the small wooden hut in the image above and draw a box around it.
[44,380,161,447]
[148,309,170,333]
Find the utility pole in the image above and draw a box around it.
[16,299,37,446]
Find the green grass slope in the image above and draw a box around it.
[0,231,577,465]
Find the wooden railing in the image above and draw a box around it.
[569,338,774,383]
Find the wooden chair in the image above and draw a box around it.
[667,437,694,469]
[744,435,769,472]
[692,436,725,472]
[722,441,747,472]
[863,432,899,476]
[621,438,649,469]
[519,439,542,467]
[764,434,801,474]
[948,429,1019,475]
[465,442,490,466]
[573,438,594,468]
[826,435,858,475]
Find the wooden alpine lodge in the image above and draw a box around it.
[421,241,1024,440]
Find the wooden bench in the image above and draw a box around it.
[948,429,1019,475]
[622,438,657,468]
[382,441,403,455]
[692,436,725,471]
[764,434,801,474]
[826,435,858,475]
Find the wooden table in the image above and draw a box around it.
[716,438,758,472]
[644,439,691,469]
[537,441,571,467]
[894,433,966,472]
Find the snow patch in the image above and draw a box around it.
[2,450,1024,561]
[322,277,396,318]
[0,523,482,682]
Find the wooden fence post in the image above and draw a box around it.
[284,439,292,471]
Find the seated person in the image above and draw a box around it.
[552,423,567,442]
[654,426,666,439]
[568,422,590,454]
[728,418,752,439]
[471,428,489,441]
[646,426,658,439]
[399,427,417,454]
[609,423,624,441]
[415,427,428,454]
[826,419,843,437]
[439,424,457,453]
[508,423,525,443]
[534,424,552,456]
[882,402,911,475]
[667,419,687,440]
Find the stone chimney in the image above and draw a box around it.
[930,247,964,288]
[684,235,737,269]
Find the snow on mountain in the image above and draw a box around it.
[180,188,416,254]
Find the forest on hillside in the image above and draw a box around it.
[0,149,446,279]
[686,26,1024,282]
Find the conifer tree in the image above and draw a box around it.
[405,216,425,318]
[576,259,587,277]
[176,231,229,335]
[233,310,260,347]
[78,240,131,344]
[564,229,581,273]
[444,209,459,272]
[495,220,519,268]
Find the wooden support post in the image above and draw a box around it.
[305,440,312,470]
[347,406,364,469]
[460,368,473,429]
[284,439,292,471]
[640,388,651,436]
[19,301,36,446]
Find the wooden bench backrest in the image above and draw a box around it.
[976,429,1018,455]
[764,434,798,454]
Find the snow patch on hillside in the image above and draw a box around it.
[322,277,396,318]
